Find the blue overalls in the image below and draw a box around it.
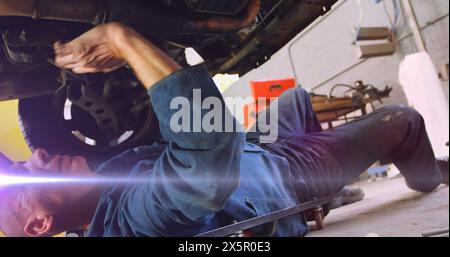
[87,65,442,237]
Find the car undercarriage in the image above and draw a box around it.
[0,0,338,165]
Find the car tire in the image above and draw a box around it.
[18,94,161,169]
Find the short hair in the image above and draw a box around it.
[0,161,69,237]
[0,163,30,237]
[0,185,29,236]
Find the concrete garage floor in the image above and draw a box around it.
[307,177,449,237]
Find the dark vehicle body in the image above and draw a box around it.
[0,0,337,165]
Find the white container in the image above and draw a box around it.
[399,52,449,158]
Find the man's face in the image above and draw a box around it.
[7,148,94,203]
[18,148,91,178]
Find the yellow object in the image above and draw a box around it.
[0,100,32,162]
[1,100,31,237]
[0,101,61,237]
[0,230,65,237]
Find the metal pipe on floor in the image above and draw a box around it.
[422,229,449,237]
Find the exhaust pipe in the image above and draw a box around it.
[0,0,260,35]
[0,0,107,24]
[182,0,261,34]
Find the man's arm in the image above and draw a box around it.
[55,23,245,234]
[54,22,181,86]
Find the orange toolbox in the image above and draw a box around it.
[251,78,296,103]
[244,78,296,129]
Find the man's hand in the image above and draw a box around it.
[54,22,181,88]
[54,23,127,74]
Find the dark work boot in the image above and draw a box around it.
[331,186,365,210]
[437,157,449,185]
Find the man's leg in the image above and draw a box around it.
[246,87,322,143]
[248,87,365,204]
[265,104,443,202]
[327,104,443,193]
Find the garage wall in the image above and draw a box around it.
[0,100,32,162]
[224,0,449,106]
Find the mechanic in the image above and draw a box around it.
[0,23,448,237]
